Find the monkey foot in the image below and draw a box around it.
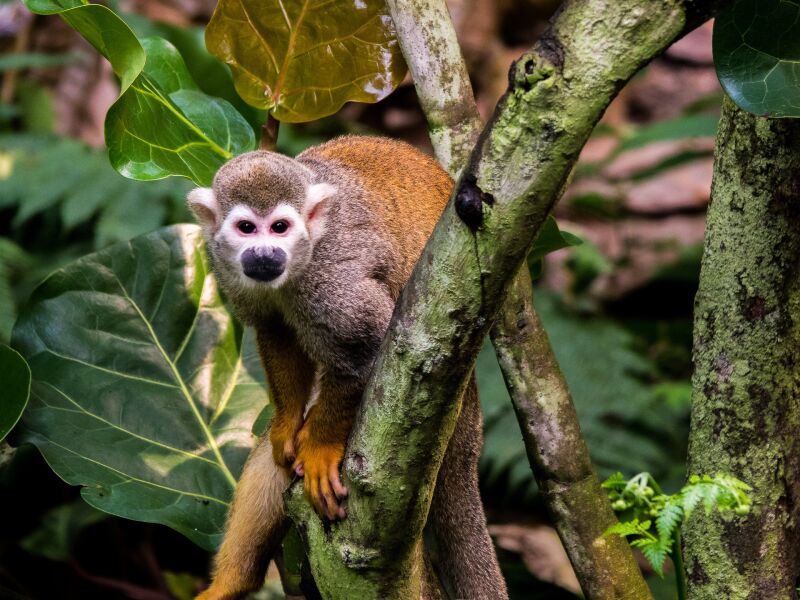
[293,436,348,520]
[270,435,297,471]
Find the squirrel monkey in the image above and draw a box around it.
[188,136,507,599]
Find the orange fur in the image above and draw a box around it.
[300,136,452,298]
[256,319,314,469]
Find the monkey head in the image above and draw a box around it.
[187,151,336,306]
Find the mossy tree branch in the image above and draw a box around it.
[492,270,652,599]
[286,1,730,598]
[385,1,650,597]
[683,97,800,599]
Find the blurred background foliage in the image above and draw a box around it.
[0,0,721,598]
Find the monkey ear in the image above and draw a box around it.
[187,188,219,230]
[303,183,336,238]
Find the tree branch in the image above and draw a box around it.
[287,1,730,597]
[385,1,650,596]
[492,270,651,598]
[385,0,482,176]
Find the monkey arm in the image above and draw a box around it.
[292,276,395,520]
[256,317,315,469]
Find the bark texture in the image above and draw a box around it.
[385,0,481,177]
[684,98,800,599]
[286,1,730,598]
[386,1,651,597]
[492,269,651,599]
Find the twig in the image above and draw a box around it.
[492,270,651,598]
[69,559,172,600]
[1,14,33,105]
[260,113,279,151]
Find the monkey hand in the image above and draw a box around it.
[269,410,303,471]
[293,425,348,520]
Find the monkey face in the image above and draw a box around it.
[215,201,311,288]
[187,172,336,292]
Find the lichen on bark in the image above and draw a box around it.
[684,97,800,600]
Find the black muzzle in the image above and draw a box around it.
[241,247,287,282]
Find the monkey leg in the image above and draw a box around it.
[292,375,359,520]
[256,321,315,469]
[429,375,509,600]
[196,437,290,600]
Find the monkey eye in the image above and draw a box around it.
[270,220,289,234]
[237,220,257,234]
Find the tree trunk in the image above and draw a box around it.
[683,97,800,599]
[286,1,731,597]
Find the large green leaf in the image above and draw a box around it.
[107,37,255,184]
[206,0,407,122]
[11,225,268,550]
[21,0,255,185]
[0,344,31,441]
[714,0,800,117]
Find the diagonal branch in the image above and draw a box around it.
[492,270,649,598]
[286,1,731,598]
[386,1,649,596]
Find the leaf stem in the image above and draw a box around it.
[260,113,280,151]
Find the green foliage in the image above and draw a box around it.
[107,37,255,185]
[19,499,107,561]
[603,472,752,576]
[616,115,719,152]
[11,225,269,550]
[205,0,407,122]
[0,238,31,340]
[123,20,265,133]
[0,343,30,441]
[0,134,191,247]
[478,292,688,501]
[0,52,80,71]
[21,0,255,185]
[528,216,583,278]
[714,0,800,117]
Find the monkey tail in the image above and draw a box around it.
[197,436,290,600]
[429,376,509,600]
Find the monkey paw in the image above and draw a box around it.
[293,432,348,520]
[269,413,302,470]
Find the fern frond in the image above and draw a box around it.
[681,483,705,518]
[655,500,683,546]
[602,472,627,490]
[604,518,653,539]
[635,539,668,577]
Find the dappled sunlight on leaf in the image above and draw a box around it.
[11,226,267,550]
[206,0,407,122]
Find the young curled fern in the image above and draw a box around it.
[603,472,752,598]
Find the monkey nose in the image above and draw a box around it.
[241,247,287,282]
